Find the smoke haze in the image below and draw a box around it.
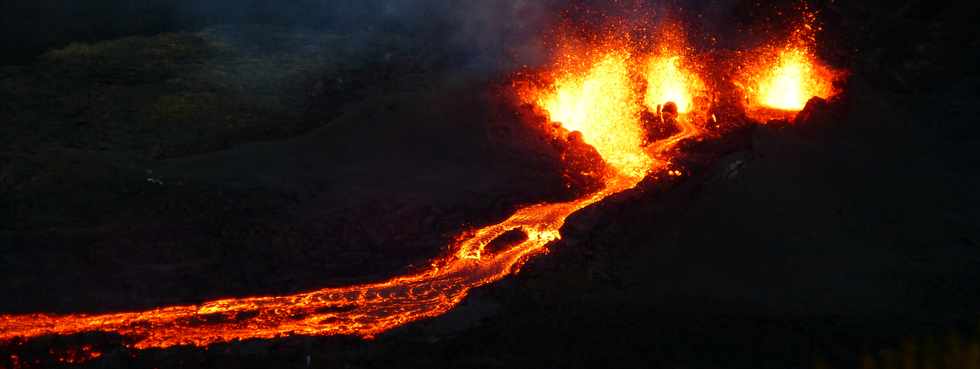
[1,0,569,68]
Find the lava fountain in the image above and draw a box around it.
[0,34,707,351]
[643,53,705,115]
[534,51,652,179]
[752,47,833,111]
[736,11,841,120]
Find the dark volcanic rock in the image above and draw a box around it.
[0,67,600,315]
[3,2,980,368]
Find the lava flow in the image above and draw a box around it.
[0,19,836,353]
[0,36,704,351]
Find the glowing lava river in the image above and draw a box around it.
[0,23,838,353]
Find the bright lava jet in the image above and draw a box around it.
[736,11,841,120]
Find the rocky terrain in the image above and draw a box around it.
[0,25,599,316]
[2,1,979,368]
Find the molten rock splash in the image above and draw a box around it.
[736,11,841,120]
[534,51,652,179]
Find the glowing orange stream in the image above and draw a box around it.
[0,47,706,351]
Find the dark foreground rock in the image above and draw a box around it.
[3,1,980,366]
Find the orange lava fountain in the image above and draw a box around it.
[0,37,707,351]
[644,54,705,114]
[737,11,840,120]
[752,47,833,111]
[535,51,652,178]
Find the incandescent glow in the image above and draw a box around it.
[643,54,704,114]
[753,47,833,111]
[536,52,652,179]
[0,35,705,351]
[737,11,840,117]
[0,14,844,353]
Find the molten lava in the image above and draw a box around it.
[737,11,840,119]
[0,15,841,355]
[535,51,651,179]
[644,54,704,114]
[0,35,705,351]
[753,47,832,111]
[52,345,102,365]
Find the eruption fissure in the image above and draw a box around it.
[0,20,838,354]
[0,49,692,350]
